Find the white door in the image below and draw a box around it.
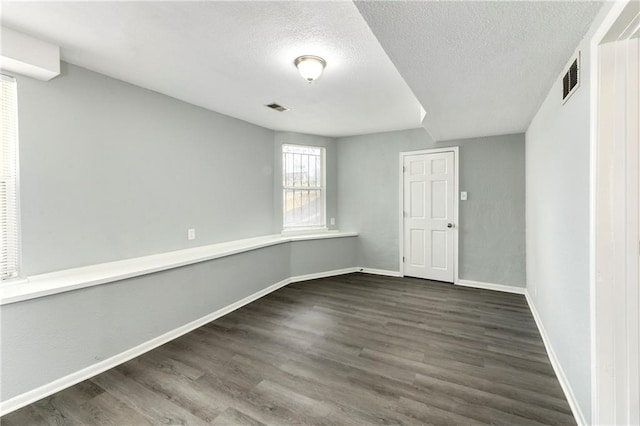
[403,151,455,282]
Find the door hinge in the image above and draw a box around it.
[402,256,405,263]
[402,166,406,173]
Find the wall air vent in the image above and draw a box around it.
[562,52,580,104]
[265,103,290,112]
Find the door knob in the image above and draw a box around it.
[447,223,454,228]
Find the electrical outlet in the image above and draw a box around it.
[330,217,336,225]
[188,228,196,240]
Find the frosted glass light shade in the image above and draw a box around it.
[294,55,326,83]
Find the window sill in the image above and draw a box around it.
[0,277,28,286]
[281,227,329,237]
[0,231,357,306]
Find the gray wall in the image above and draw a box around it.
[337,129,526,287]
[2,61,362,407]
[1,237,357,402]
[290,238,357,277]
[273,132,339,232]
[15,62,276,276]
[3,46,528,410]
[525,5,611,420]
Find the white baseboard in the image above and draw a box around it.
[290,267,360,283]
[454,280,584,424]
[358,268,402,277]
[455,279,526,295]
[1,267,359,417]
[525,291,586,426]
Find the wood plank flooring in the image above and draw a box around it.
[2,274,575,425]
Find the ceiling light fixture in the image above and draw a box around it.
[294,55,326,83]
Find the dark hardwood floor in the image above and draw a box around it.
[2,274,575,425]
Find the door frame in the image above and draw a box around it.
[399,147,459,282]
[590,1,639,424]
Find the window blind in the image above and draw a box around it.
[1,75,19,280]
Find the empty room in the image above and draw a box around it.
[0,1,638,425]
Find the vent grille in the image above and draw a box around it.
[562,52,580,103]
[266,103,290,112]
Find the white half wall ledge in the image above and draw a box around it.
[0,27,60,81]
[0,231,357,306]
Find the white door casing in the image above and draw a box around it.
[592,1,640,423]
[402,150,456,282]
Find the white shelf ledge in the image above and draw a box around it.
[0,231,357,306]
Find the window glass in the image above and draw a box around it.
[282,145,325,229]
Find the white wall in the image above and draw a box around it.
[525,3,611,422]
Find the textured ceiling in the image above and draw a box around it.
[0,1,423,137]
[355,1,604,141]
[2,1,605,141]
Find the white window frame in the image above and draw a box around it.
[1,74,21,281]
[282,144,327,232]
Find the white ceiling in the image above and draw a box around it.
[1,1,604,141]
[0,1,423,138]
[355,1,604,141]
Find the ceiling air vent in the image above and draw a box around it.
[265,103,290,112]
[562,52,580,104]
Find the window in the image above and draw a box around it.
[282,144,325,229]
[1,75,19,280]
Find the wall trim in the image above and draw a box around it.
[590,1,640,424]
[525,291,586,426]
[455,279,526,295]
[0,267,358,416]
[291,267,360,283]
[358,268,402,277]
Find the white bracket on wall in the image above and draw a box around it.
[0,27,60,81]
